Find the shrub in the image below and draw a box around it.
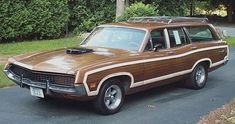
[152,0,190,16]
[27,0,69,39]
[0,0,115,42]
[68,0,89,33]
[71,0,116,34]
[118,2,157,21]
[0,0,69,42]
[0,1,31,41]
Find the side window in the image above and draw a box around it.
[145,40,152,51]
[186,26,215,42]
[144,29,166,51]
[168,28,187,48]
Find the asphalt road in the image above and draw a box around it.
[0,48,235,124]
[216,26,235,36]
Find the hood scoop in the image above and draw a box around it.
[66,47,93,55]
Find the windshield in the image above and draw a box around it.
[81,27,146,51]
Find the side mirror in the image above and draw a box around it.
[153,44,163,52]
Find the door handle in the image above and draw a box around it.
[191,46,198,50]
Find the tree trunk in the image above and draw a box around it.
[116,0,125,19]
[233,1,235,22]
[116,0,129,19]
[125,0,129,7]
[190,0,194,17]
[227,0,234,22]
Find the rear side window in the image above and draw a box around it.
[186,26,215,42]
[168,28,187,48]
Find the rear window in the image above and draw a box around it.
[168,28,187,48]
[186,26,215,42]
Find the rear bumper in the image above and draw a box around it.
[3,69,88,99]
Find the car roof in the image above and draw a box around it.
[101,16,211,31]
[103,22,210,31]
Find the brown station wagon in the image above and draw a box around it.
[4,16,229,114]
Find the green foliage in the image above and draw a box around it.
[0,1,31,40]
[71,0,116,34]
[118,2,157,21]
[131,0,191,16]
[0,0,69,42]
[0,0,115,41]
[3,0,218,42]
[68,0,88,33]
[152,0,191,16]
[27,0,69,38]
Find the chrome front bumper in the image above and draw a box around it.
[224,56,229,65]
[3,69,86,96]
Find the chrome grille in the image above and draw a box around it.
[8,64,75,86]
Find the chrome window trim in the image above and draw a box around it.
[164,28,170,48]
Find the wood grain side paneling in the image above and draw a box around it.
[85,44,227,92]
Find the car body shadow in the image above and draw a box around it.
[32,77,220,116]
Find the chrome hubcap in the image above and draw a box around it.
[195,65,206,86]
[104,85,122,110]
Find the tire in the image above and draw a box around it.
[94,79,125,115]
[185,63,208,90]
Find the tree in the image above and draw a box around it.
[196,0,234,22]
[117,2,157,21]
[227,0,235,22]
[129,0,235,22]
[126,0,192,16]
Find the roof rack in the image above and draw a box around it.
[127,16,209,24]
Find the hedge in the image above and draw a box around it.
[69,0,116,34]
[0,0,115,42]
[0,0,191,42]
[0,0,69,42]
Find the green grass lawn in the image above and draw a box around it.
[227,36,235,46]
[0,36,80,55]
[0,64,14,88]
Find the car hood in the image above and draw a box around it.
[11,47,131,74]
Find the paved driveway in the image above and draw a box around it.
[0,48,234,124]
[216,26,235,37]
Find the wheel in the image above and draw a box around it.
[185,63,208,90]
[94,79,125,115]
